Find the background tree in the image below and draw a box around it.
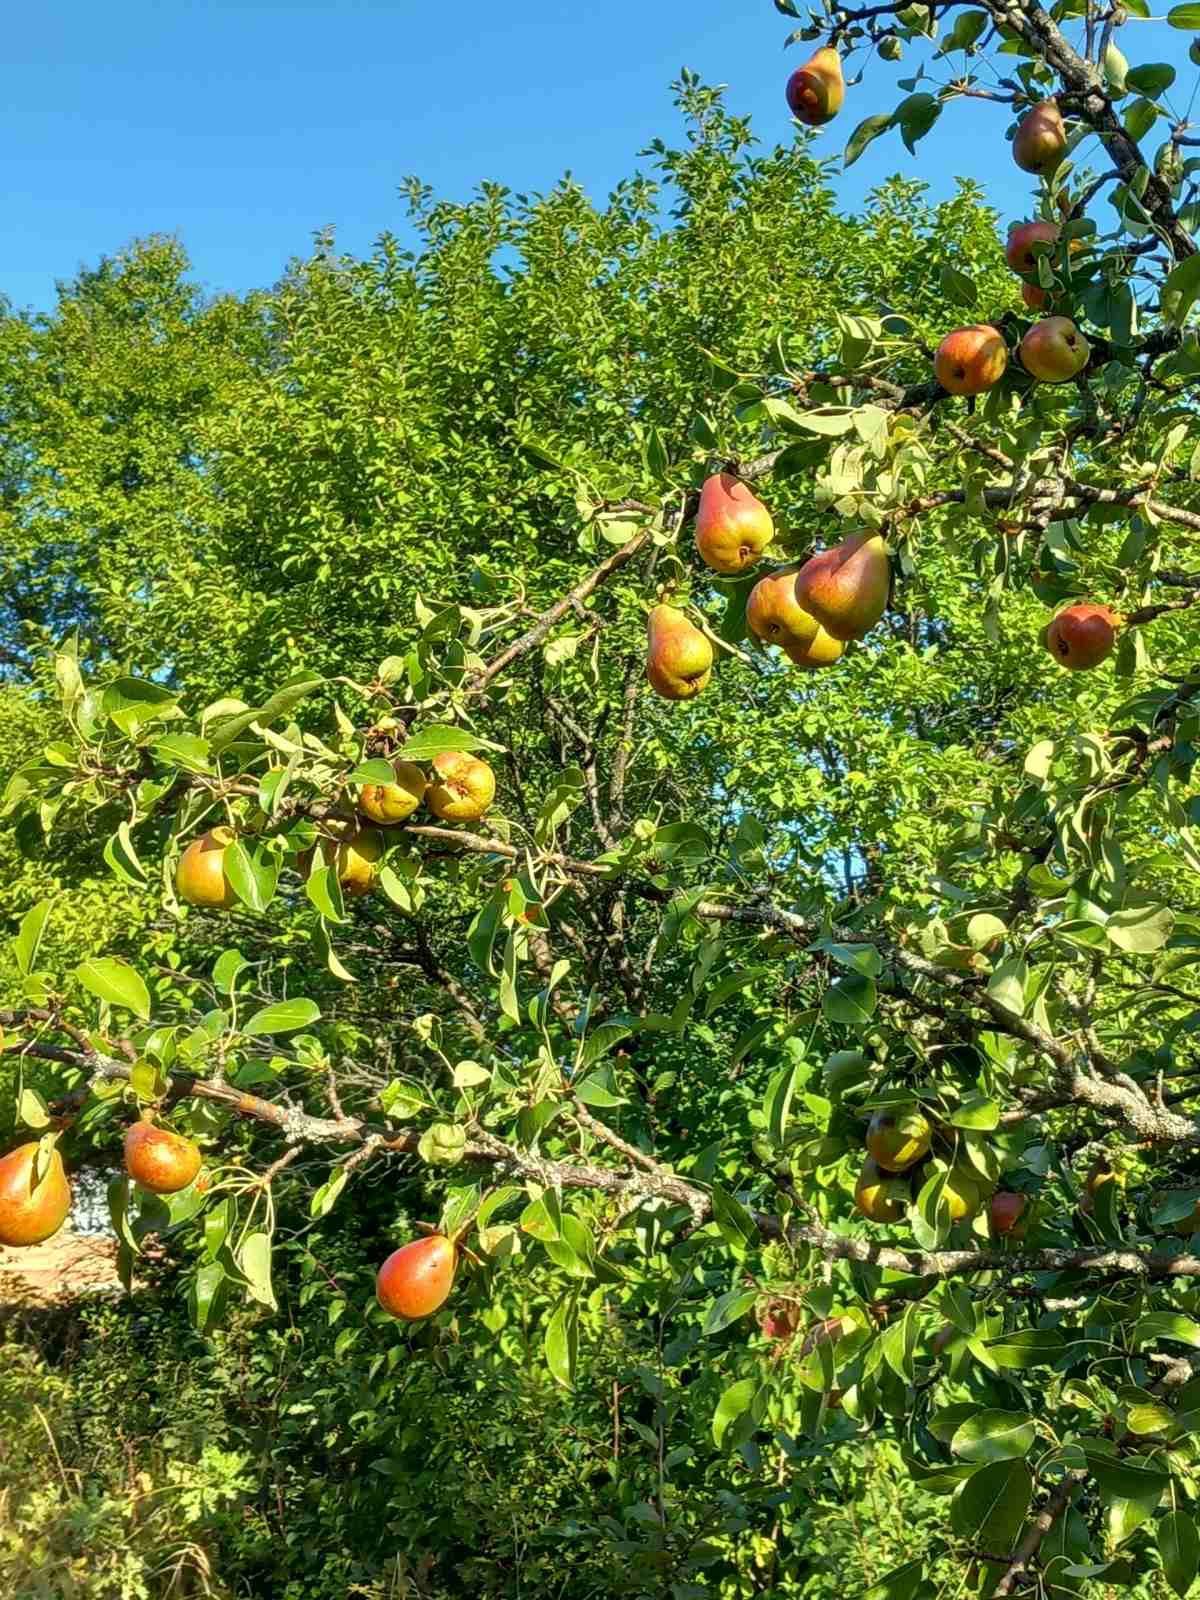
[6,2,1200,1592]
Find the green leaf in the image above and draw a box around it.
[76,957,151,1021]
[305,864,346,924]
[1160,244,1199,330]
[12,899,52,976]
[347,758,398,784]
[190,1260,227,1332]
[711,1185,759,1249]
[310,1170,348,1219]
[703,1288,758,1337]
[983,1328,1064,1368]
[950,1458,1032,1552]
[948,1094,1000,1130]
[822,971,877,1027]
[237,1231,276,1309]
[1107,904,1174,953]
[1160,1510,1200,1597]
[939,264,978,308]
[712,1377,759,1448]
[844,112,893,169]
[852,1562,926,1600]
[224,839,279,914]
[18,1087,50,1130]
[242,998,320,1036]
[578,1021,634,1071]
[1134,1312,1200,1349]
[208,671,324,753]
[950,1410,1036,1463]
[544,1293,578,1387]
[394,723,502,760]
[1126,62,1177,95]
[1168,3,1200,26]
[987,957,1028,1014]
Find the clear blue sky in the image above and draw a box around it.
[7,1,1198,313]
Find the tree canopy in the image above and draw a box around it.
[7,5,1200,1593]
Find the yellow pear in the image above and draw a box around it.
[783,627,844,670]
[785,46,845,126]
[794,531,889,641]
[746,564,819,649]
[359,761,427,825]
[319,826,385,898]
[426,752,496,822]
[854,1157,906,1223]
[176,827,237,910]
[646,605,713,700]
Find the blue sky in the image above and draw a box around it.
[7,1,1199,312]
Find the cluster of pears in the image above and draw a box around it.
[0,1114,206,1252]
[645,474,890,699]
[934,102,1089,396]
[853,1107,1025,1237]
[176,750,497,910]
[376,1232,457,1319]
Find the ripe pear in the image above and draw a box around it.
[426,752,496,822]
[359,761,427,825]
[376,1234,457,1319]
[694,473,774,575]
[0,1141,71,1247]
[1043,602,1118,670]
[785,46,845,126]
[124,1120,202,1195]
[854,1156,906,1223]
[646,605,714,700]
[746,564,820,649]
[1020,316,1090,382]
[990,1190,1027,1238]
[1013,99,1067,175]
[933,325,1008,397]
[1022,281,1050,311]
[783,627,844,670]
[794,530,889,641]
[318,826,386,896]
[865,1108,932,1173]
[1005,219,1059,274]
[942,1168,982,1223]
[176,827,237,910]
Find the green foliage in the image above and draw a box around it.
[5,10,1200,1594]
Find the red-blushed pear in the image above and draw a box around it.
[783,627,844,670]
[746,564,820,649]
[1043,602,1119,670]
[1020,316,1090,382]
[376,1234,457,1319]
[1022,281,1050,311]
[1013,99,1067,175]
[645,604,714,700]
[359,761,427,825]
[426,752,495,822]
[0,1141,71,1247]
[176,826,237,910]
[865,1108,932,1173]
[854,1157,907,1223]
[759,1298,802,1342]
[1005,219,1059,274]
[990,1190,1028,1238]
[124,1118,202,1195]
[694,473,774,575]
[933,325,1008,397]
[785,45,845,126]
[794,530,890,641]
